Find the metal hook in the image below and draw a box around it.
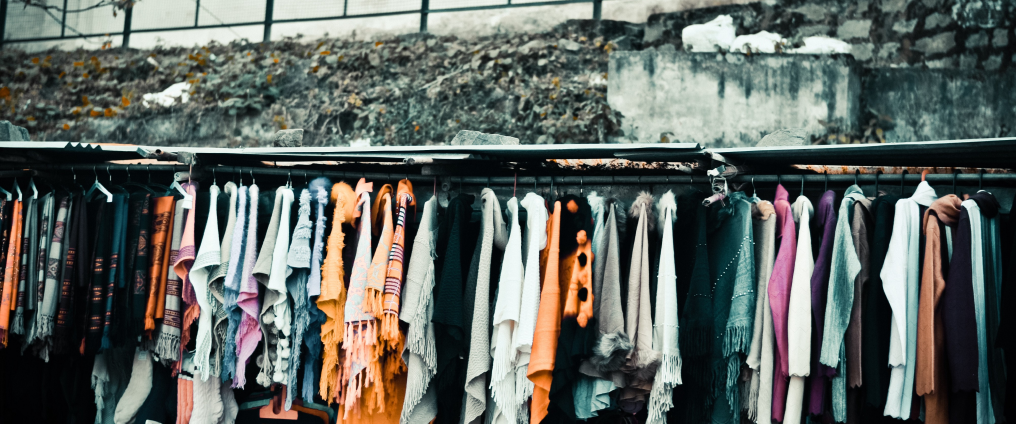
[212,168,217,186]
[72,166,77,184]
[250,169,256,185]
[751,176,756,197]
[953,170,959,195]
[875,170,882,194]
[900,170,908,195]
[824,171,828,192]
[287,170,292,188]
[147,165,152,184]
[800,174,805,197]
[979,169,984,190]
[778,174,782,186]
[126,166,132,183]
[855,169,860,186]
[580,177,583,195]
[93,166,99,182]
[107,166,112,182]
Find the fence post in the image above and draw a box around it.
[61,0,68,36]
[263,0,274,43]
[419,0,429,32]
[0,0,7,50]
[592,0,602,20]
[122,3,133,48]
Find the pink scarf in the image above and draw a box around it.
[767,184,797,422]
[234,184,261,388]
[175,184,199,357]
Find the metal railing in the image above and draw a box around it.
[0,0,604,49]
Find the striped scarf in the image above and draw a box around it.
[33,195,70,360]
[153,201,186,362]
[380,179,414,341]
[85,199,112,354]
[11,195,36,336]
[0,199,22,345]
[145,196,177,336]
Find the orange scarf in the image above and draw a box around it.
[363,184,394,316]
[146,196,176,336]
[319,181,356,404]
[527,200,562,424]
[0,200,23,345]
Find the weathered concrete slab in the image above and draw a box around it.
[608,51,860,147]
[863,68,1016,143]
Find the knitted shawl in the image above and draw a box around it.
[207,182,236,379]
[233,184,261,388]
[153,200,186,361]
[24,192,54,348]
[621,192,659,402]
[463,187,508,424]
[0,198,23,345]
[33,194,70,360]
[252,186,293,388]
[341,182,378,417]
[266,187,296,389]
[190,184,221,381]
[145,196,176,337]
[806,191,836,416]
[222,185,248,383]
[318,181,355,404]
[284,188,312,410]
[527,199,562,424]
[490,196,523,424]
[818,186,865,421]
[765,185,796,422]
[11,194,36,336]
[647,191,681,424]
[783,195,814,424]
[176,183,199,355]
[510,193,547,424]
[745,201,776,422]
[399,195,440,424]
[302,177,331,404]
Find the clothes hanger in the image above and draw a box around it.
[751,176,757,198]
[0,180,10,201]
[900,170,908,196]
[145,166,172,195]
[169,176,192,209]
[800,174,805,197]
[119,166,157,194]
[254,385,328,423]
[85,166,113,203]
[513,173,517,198]
[28,177,38,199]
[823,171,828,192]
[921,169,930,182]
[953,170,959,195]
[855,169,860,186]
[106,166,130,196]
[13,179,22,202]
[875,170,882,195]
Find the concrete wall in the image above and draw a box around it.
[608,51,860,146]
[864,68,1016,142]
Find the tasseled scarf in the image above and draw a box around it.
[208,182,237,381]
[11,194,37,337]
[222,185,248,383]
[190,184,221,381]
[620,192,661,405]
[318,180,355,404]
[233,183,261,388]
[399,195,440,423]
[363,183,394,316]
[175,183,200,363]
[302,177,330,404]
[380,179,415,351]
[489,196,524,424]
[647,191,682,424]
[32,194,71,360]
[153,200,186,362]
[145,196,177,337]
[284,188,313,409]
[24,193,54,351]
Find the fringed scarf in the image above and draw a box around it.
[256,187,294,388]
[317,181,354,404]
[304,177,333,403]
[84,198,113,354]
[512,193,547,424]
[0,198,9,311]
[53,193,85,355]
[145,196,177,337]
[647,191,682,424]
[25,193,55,350]
[745,201,777,422]
[489,196,524,424]
[208,182,237,380]
[0,198,23,346]
[363,183,393,317]
[175,183,199,356]
[399,195,440,424]
[11,194,36,336]
[100,196,129,351]
[621,192,660,404]
[380,179,414,348]
[153,200,186,362]
[233,183,261,388]
[127,194,152,341]
[33,194,70,360]
[284,188,313,410]
[342,181,381,417]
[222,185,249,384]
[190,184,221,381]
[251,187,286,386]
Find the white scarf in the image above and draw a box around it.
[190,184,221,381]
[784,195,814,424]
[647,191,681,424]
[746,202,777,422]
[511,192,548,423]
[489,197,524,424]
[114,348,153,424]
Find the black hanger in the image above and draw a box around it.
[900,170,909,196]
[979,169,984,190]
[800,174,805,197]
[953,170,959,195]
[875,170,882,195]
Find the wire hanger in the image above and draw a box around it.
[921,169,930,182]
[14,179,22,202]
[800,174,805,197]
[751,176,757,198]
[513,173,517,198]
[952,170,959,195]
[579,176,583,196]
[122,166,157,194]
[85,166,113,203]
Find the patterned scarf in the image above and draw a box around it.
[0,198,22,346]
[380,179,414,341]
[153,201,186,362]
[175,183,199,355]
[12,195,36,335]
[84,199,112,354]
[100,196,129,350]
[0,198,9,299]
[52,194,84,354]
[363,183,393,317]
[33,195,70,360]
[126,194,152,340]
[145,196,177,336]
[342,180,381,417]
[25,193,55,349]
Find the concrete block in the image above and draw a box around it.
[608,52,860,147]
[0,121,30,141]
[269,129,304,147]
[966,31,989,48]
[983,54,1003,70]
[913,32,956,54]
[993,29,1008,48]
[450,130,519,145]
[863,69,1016,142]
[960,53,978,69]
[838,20,873,39]
[924,13,952,30]
[926,57,956,68]
[893,19,917,33]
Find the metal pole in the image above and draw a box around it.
[0,0,8,50]
[122,3,133,48]
[263,0,274,42]
[419,0,429,32]
[61,0,68,37]
[194,0,200,27]
[592,0,601,20]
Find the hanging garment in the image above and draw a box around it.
[84,197,114,354]
[0,197,17,345]
[363,182,394,317]
[765,184,795,423]
[250,186,288,386]
[883,181,937,419]
[490,195,524,424]
[805,190,836,416]
[223,185,249,383]
[463,187,507,424]
[784,195,814,424]
[282,188,313,409]
[191,184,222,380]
[11,193,36,337]
[845,194,873,389]
[745,200,777,422]
[24,192,54,349]
[102,195,129,351]
[647,190,682,424]
[153,199,186,361]
[399,195,440,424]
[862,194,897,413]
[257,186,294,388]
[126,193,152,344]
[964,198,995,424]
[511,192,548,424]
[913,194,962,424]
[177,183,200,360]
[234,183,261,388]
[114,348,154,424]
[145,196,176,336]
[818,185,865,421]
[527,197,564,424]
[318,180,355,404]
[341,180,380,417]
[53,194,82,354]
[208,182,237,379]
[969,191,1006,422]
[302,177,332,404]
[618,192,659,409]
[33,194,70,360]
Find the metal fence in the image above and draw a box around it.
[0,0,604,49]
